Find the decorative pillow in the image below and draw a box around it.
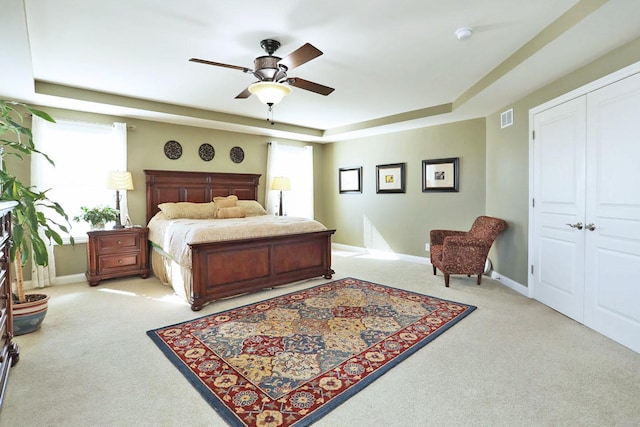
[236,200,268,216]
[158,202,216,219]
[215,207,246,219]
[213,195,238,209]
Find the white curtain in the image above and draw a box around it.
[31,115,57,288]
[112,122,130,224]
[265,142,314,218]
[265,142,279,215]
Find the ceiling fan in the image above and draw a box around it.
[189,39,335,105]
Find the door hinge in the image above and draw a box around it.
[532,130,535,140]
[532,198,535,208]
[531,265,534,275]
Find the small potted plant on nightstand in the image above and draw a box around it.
[73,206,118,230]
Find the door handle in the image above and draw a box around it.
[586,223,596,231]
[567,222,583,230]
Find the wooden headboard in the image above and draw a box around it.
[144,170,261,223]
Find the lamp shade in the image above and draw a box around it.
[107,171,134,191]
[271,176,291,191]
[249,82,292,105]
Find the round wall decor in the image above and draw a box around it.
[164,140,182,160]
[230,146,245,163]
[198,143,215,161]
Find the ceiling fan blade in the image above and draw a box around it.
[287,77,334,96]
[234,86,252,99]
[189,58,250,73]
[278,43,323,70]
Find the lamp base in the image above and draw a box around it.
[114,189,124,228]
[113,216,124,229]
[278,190,284,216]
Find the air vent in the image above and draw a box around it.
[500,108,513,128]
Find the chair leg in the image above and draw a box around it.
[477,274,482,285]
[432,265,436,275]
[444,274,450,287]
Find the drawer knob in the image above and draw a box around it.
[118,259,123,264]
[117,240,122,245]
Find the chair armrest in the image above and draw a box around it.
[430,230,466,245]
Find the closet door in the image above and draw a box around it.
[584,73,640,353]
[532,97,586,322]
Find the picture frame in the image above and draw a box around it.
[376,163,406,193]
[422,157,459,192]
[339,167,363,193]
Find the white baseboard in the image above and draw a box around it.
[489,270,529,296]
[331,243,431,265]
[22,248,528,297]
[15,273,87,291]
[332,243,529,296]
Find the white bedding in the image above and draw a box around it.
[147,212,328,268]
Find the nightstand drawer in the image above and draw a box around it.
[96,233,140,253]
[99,253,140,272]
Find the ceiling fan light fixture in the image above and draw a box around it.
[248,82,292,106]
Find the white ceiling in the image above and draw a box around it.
[3,0,640,142]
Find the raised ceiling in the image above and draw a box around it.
[3,0,640,141]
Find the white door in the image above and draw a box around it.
[532,97,587,322]
[584,73,640,353]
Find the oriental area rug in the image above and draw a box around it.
[147,277,476,427]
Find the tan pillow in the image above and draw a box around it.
[158,202,216,219]
[215,207,246,219]
[236,200,268,216]
[213,195,238,208]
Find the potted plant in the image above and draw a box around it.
[0,100,74,335]
[73,206,117,230]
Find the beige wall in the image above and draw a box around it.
[322,119,486,257]
[486,36,640,285]
[11,36,640,285]
[6,108,324,280]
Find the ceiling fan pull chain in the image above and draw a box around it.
[267,103,275,125]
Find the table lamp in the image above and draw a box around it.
[107,171,134,228]
[271,176,291,216]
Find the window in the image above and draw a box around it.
[31,117,127,242]
[265,142,314,218]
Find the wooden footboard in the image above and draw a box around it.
[189,229,335,311]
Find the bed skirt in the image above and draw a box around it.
[150,246,191,301]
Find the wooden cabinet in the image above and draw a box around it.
[86,227,150,286]
[0,201,19,408]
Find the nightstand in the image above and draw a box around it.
[86,227,150,286]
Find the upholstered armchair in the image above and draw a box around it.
[430,216,507,287]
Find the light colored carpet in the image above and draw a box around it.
[2,249,639,426]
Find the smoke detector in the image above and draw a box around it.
[455,27,473,41]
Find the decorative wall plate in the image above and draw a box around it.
[164,140,182,160]
[230,146,245,163]
[199,143,215,161]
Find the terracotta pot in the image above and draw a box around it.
[13,294,50,336]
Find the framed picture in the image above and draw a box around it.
[339,167,363,193]
[422,157,459,192]
[376,163,406,193]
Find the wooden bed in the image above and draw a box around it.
[144,169,335,311]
